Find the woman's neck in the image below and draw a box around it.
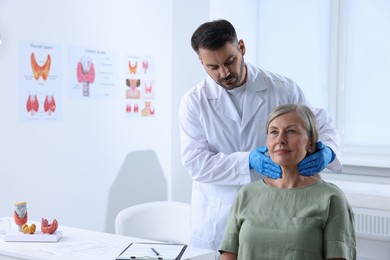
[264,167,319,189]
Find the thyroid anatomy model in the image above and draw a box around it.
[76,56,95,96]
[31,53,51,80]
[14,202,28,232]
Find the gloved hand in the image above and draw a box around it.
[249,146,282,179]
[298,141,336,176]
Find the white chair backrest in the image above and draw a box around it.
[115,201,191,244]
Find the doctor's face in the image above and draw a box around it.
[198,40,246,90]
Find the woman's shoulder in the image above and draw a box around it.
[317,179,342,190]
[315,179,349,199]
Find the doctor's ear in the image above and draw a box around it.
[238,39,246,55]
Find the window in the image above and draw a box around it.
[339,0,390,168]
[257,0,330,110]
[257,0,390,170]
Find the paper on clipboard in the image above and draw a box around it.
[116,242,187,260]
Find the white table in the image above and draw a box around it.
[0,221,215,260]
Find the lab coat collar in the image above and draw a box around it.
[205,63,265,129]
[203,63,266,98]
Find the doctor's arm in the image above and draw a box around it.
[178,97,252,186]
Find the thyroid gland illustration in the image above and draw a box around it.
[128,60,138,74]
[128,59,149,74]
[142,59,149,74]
[76,56,95,96]
[43,95,56,115]
[31,53,51,80]
[126,103,139,114]
[141,101,155,117]
[26,94,39,115]
[25,94,56,116]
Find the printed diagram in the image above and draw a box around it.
[43,95,56,115]
[27,51,57,117]
[125,55,156,119]
[26,52,56,116]
[25,94,56,116]
[128,60,138,74]
[76,56,95,96]
[142,60,149,74]
[128,59,150,75]
[26,94,39,115]
[141,101,155,117]
[126,79,141,99]
[69,46,117,99]
[31,53,51,80]
[20,41,61,121]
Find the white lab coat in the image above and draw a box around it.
[178,63,342,251]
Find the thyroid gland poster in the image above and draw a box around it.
[69,46,118,99]
[19,42,62,121]
[125,54,156,119]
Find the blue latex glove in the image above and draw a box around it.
[249,146,282,179]
[298,141,336,176]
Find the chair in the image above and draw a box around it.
[115,201,191,244]
[105,150,168,233]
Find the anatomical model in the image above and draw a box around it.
[41,218,58,234]
[14,202,28,232]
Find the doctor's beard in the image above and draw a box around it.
[217,57,246,90]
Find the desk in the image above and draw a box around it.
[0,222,215,260]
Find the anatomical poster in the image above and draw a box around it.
[20,41,62,121]
[125,54,156,119]
[69,46,118,99]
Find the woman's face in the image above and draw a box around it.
[267,111,312,168]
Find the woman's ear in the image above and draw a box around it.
[307,141,314,154]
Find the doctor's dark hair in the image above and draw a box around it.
[191,19,238,53]
[266,104,319,153]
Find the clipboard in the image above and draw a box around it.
[116,242,187,260]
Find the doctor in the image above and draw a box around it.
[178,19,342,253]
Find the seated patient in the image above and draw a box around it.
[219,104,356,260]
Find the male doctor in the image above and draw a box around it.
[178,19,342,253]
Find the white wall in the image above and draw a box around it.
[0,0,262,232]
[0,0,173,233]
[171,0,210,202]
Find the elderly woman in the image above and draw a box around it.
[219,104,356,260]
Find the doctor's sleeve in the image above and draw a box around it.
[178,94,251,185]
[312,107,343,173]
